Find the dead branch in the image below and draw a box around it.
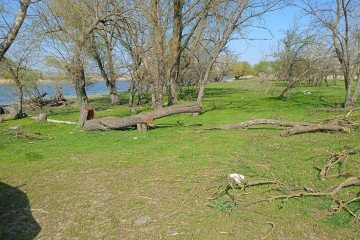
[206,118,349,137]
[318,148,357,180]
[244,177,360,217]
[207,119,305,130]
[211,174,359,218]
[330,177,360,196]
[280,124,348,137]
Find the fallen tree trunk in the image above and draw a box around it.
[280,124,348,137]
[207,118,349,137]
[84,102,201,131]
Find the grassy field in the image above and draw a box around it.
[0,79,359,239]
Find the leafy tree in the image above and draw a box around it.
[254,61,276,78]
[231,61,254,79]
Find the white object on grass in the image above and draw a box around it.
[228,173,245,185]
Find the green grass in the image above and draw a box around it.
[0,79,359,239]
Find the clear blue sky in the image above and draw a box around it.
[229,5,306,65]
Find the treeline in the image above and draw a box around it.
[1,0,282,126]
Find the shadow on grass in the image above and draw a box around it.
[264,94,341,109]
[178,87,239,101]
[203,87,239,98]
[151,123,203,129]
[0,183,41,239]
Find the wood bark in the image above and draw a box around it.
[67,46,88,127]
[167,0,183,106]
[0,0,31,61]
[151,0,166,109]
[84,102,201,131]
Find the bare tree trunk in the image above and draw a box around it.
[332,73,337,85]
[279,87,290,99]
[0,0,31,61]
[151,0,165,109]
[197,70,210,102]
[129,77,136,113]
[152,82,163,109]
[90,34,119,105]
[197,54,218,102]
[168,0,183,106]
[324,76,329,87]
[15,84,24,119]
[106,41,119,105]
[108,81,119,105]
[137,80,144,105]
[344,74,353,107]
[350,69,360,105]
[70,47,88,127]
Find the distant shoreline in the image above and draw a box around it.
[0,77,129,85]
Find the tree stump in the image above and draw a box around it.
[137,123,148,132]
[86,107,94,120]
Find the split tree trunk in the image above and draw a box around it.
[84,102,201,131]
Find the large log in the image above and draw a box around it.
[84,102,201,131]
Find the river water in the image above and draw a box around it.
[0,80,130,105]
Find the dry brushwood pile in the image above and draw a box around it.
[206,118,359,136]
[209,148,360,220]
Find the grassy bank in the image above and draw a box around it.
[0,79,359,239]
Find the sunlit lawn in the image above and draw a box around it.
[0,79,359,239]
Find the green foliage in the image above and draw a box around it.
[253,60,276,77]
[0,58,41,86]
[231,61,254,79]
